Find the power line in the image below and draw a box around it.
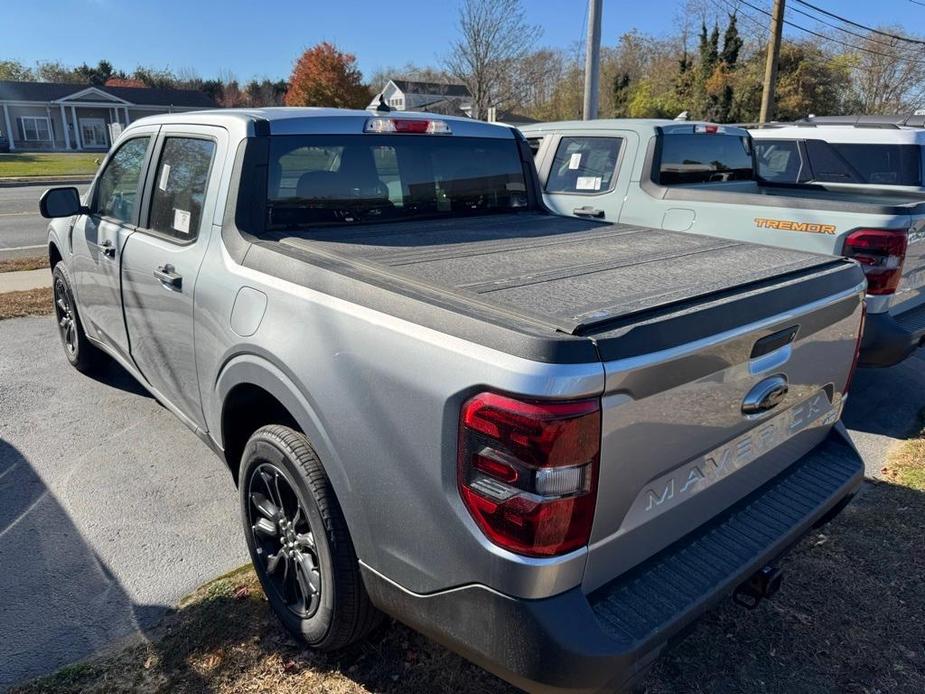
[791,0,925,46]
[729,0,925,65]
[787,3,923,51]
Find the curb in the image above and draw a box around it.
[0,176,94,188]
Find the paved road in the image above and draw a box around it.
[0,315,246,690]
[0,313,922,690]
[0,184,88,258]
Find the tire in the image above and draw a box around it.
[239,425,382,650]
[52,262,102,374]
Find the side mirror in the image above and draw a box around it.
[39,187,85,218]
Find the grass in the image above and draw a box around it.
[0,256,49,273]
[0,287,53,320]
[0,153,101,178]
[12,432,925,694]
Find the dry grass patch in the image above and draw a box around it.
[14,432,925,694]
[0,256,49,273]
[0,287,53,320]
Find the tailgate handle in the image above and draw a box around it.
[573,206,605,218]
[751,326,799,359]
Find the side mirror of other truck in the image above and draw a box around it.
[40,187,85,218]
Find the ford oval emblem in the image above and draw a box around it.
[742,375,789,415]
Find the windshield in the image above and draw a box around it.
[656,133,755,185]
[265,134,529,229]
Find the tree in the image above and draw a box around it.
[444,0,540,119]
[847,30,925,113]
[611,72,631,117]
[0,60,34,81]
[74,60,118,85]
[284,42,370,109]
[35,61,83,83]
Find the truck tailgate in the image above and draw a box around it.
[583,259,864,591]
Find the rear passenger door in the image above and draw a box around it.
[535,132,633,222]
[121,125,226,429]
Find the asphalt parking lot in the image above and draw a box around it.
[0,184,88,260]
[0,312,922,691]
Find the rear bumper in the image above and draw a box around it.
[859,307,925,367]
[362,426,864,693]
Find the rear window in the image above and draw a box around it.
[266,135,528,230]
[656,133,754,185]
[806,141,923,186]
[754,140,808,183]
[546,136,622,194]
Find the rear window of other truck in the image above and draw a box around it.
[807,141,922,186]
[265,135,529,229]
[656,133,754,185]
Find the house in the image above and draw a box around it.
[367,78,538,126]
[369,79,473,114]
[0,81,216,152]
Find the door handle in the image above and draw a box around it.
[99,239,116,258]
[573,206,605,219]
[154,264,183,289]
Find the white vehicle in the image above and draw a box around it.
[749,114,925,192]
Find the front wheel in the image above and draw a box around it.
[239,425,382,650]
[52,262,102,373]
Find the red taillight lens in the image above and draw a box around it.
[458,392,601,557]
[843,229,908,295]
[843,303,866,396]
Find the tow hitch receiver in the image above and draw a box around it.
[733,565,783,609]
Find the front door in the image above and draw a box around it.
[80,118,108,148]
[71,129,157,362]
[121,126,224,428]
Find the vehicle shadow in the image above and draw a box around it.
[0,438,160,690]
[843,349,925,438]
[642,476,925,694]
[83,353,152,399]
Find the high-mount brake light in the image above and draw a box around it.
[457,392,601,557]
[694,124,723,134]
[843,228,908,296]
[364,117,452,135]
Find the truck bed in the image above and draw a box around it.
[266,212,842,337]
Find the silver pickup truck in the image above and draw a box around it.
[521,119,925,369]
[40,108,866,693]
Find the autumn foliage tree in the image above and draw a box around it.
[284,42,371,109]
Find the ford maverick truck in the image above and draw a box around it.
[521,119,925,368]
[41,108,866,693]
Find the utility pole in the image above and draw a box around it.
[759,0,786,124]
[583,0,603,120]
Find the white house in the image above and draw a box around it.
[368,79,473,114]
[0,81,216,152]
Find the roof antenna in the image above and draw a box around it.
[674,111,689,121]
[375,95,391,113]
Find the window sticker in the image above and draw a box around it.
[172,208,191,235]
[576,176,602,191]
[568,152,582,170]
[158,164,171,191]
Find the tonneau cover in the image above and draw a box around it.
[272,213,841,335]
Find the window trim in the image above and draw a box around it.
[136,132,219,247]
[89,134,156,227]
[21,116,53,142]
[544,134,624,197]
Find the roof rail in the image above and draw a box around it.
[794,114,925,128]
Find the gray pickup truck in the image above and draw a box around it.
[521,120,925,368]
[40,108,866,693]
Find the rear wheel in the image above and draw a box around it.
[239,425,381,650]
[52,262,102,373]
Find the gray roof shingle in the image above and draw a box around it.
[0,81,216,108]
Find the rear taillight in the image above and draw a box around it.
[843,229,908,295]
[457,392,601,557]
[843,303,867,396]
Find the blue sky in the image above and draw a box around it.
[4,0,923,83]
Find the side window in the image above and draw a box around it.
[94,137,150,223]
[754,140,804,183]
[804,140,861,183]
[546,136,622,194]
[148,137,216,241]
